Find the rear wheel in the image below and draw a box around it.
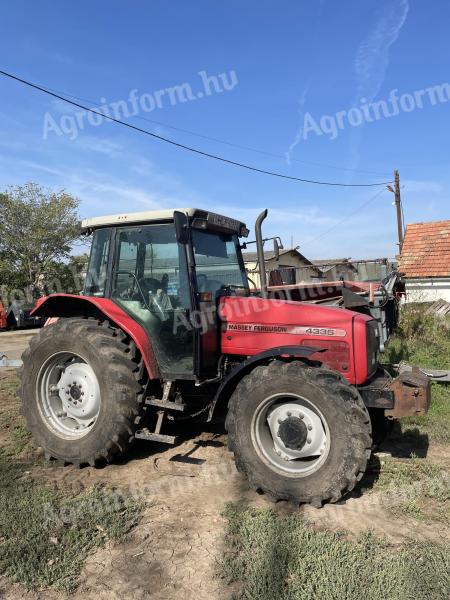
[226,360,372,506]
[19,317,146,466]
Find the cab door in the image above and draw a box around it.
[190,229,249,377]
[110,223,195,379]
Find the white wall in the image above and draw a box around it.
[404,277,450,303]
[245,256,319,287]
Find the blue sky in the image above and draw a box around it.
[0,0,449,259]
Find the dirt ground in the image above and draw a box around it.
[0,328,39,360]
[1,328,449,599]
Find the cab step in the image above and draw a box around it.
[135,428,178,445]
[145,397,186,411]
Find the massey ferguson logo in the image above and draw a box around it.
[226,324,346,337]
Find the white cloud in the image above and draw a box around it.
[402,179,444,194]
[74,136,123,158]
[285,83,311,164]
[354,0,410,104]
[348,1,409,172]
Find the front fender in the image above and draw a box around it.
[32,294,160,379]
[207,345,324,422]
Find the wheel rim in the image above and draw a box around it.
[251,393,330,476]
[36,352,101,439]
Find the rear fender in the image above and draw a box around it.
[32,294,160,379]
[207,345,324,422]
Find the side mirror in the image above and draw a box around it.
[174,211,189,244]
[273,237,284,261]
[273,238,280,261]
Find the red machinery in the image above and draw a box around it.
[19,208,429,506]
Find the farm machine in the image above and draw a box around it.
[19,208,430,506]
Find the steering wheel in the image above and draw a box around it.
[116,271,137,300]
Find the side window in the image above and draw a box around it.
[84,228,111,296]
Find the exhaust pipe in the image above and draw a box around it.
[255,209,268,298]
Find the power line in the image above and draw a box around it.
[301,187,387,247]
[0,69,394,188]
[39,82,390,179]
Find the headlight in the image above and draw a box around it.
[366,320,379,377]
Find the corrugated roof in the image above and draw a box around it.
[398,220,450,278]
[243,248,315,265]
[311,258,351,266]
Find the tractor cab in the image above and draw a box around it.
[82,209,250,379]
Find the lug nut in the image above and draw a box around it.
[307,424,312,431]
[307,438,312,444]
[287,411,292,417]
[299,413,304,419]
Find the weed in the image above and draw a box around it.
[222,503,450,600]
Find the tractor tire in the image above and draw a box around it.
[18,317,146,466]
[226,360,372,506]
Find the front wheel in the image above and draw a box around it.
[226,360,372,506]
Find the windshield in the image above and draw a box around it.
[191,230,249,295]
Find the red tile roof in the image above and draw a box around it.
[398,220,450,278]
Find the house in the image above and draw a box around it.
[311,258,358,281]
[398,220,450,302]
[243,248,322,287]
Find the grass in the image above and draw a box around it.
[361,456,450,525]
[221,503,450,600]
[372,306,450,524]
[0,452,143,592]
[0,374,34,458]
[397,384,450,445]
[384,304,450,370]
[0,374,144,592]
[383,305,450,445]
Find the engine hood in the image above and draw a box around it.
[219,296,373,384]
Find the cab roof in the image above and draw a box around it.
[81,208,249,236]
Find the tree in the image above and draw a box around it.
[42,254,89,295]
[0,183,81,300]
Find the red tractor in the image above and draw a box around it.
[19,208,429,506]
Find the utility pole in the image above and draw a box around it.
[394,170,404,252]
[387,170,404,255]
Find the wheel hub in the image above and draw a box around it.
[69,384,82,401]
[267,402,327,461]
[277,416,308,451]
